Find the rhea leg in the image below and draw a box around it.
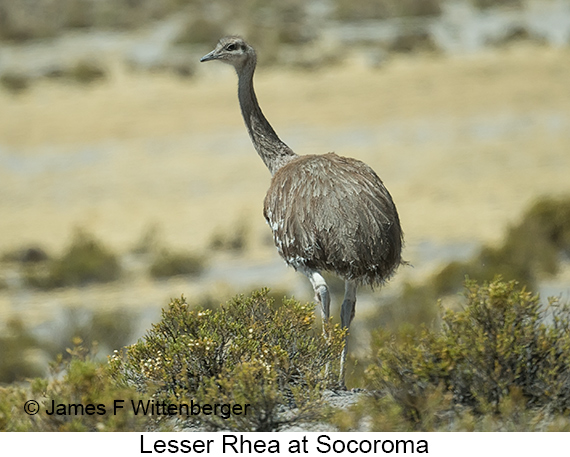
[340,280,357,386]
[302,268,332,378]
[302,269,330,333]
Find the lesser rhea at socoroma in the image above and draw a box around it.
[201,36,404,387]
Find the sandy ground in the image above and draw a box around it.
[1,42,570,332]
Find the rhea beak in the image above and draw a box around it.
[200,51,217,62]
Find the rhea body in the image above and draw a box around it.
[201,37,403,385]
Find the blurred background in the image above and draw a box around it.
[1,0,570,385]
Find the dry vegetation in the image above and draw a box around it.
[2,279,569,431]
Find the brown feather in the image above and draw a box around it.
[264,153,403,286]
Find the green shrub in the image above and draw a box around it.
[67,61,107,84]
[149,249,205,279]
[433,195,570,295]
[363,278,570,430]
[0,72,30,94]
[1,246,49,263]
[0,342,150,431]
[25,229,121,289]
[110,289,345,430]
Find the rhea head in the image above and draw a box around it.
[200,36,256,72]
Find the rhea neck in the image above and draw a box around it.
[235,53,297,176]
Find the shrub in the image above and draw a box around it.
[110,289,345,430]
[0,72,30,94]
[67,61,106,84]
[149,249,205,279]
[25,229,121,289]
[1,245,49,263]
[0,342,150,431]
[433,195,570,295]
[363,278,570,429]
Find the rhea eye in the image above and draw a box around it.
[226,44,236,51]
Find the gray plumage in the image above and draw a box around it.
[201,37,403,386]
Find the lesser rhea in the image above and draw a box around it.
[201,36,403,386]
